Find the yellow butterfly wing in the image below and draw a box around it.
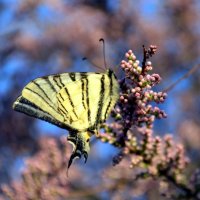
[13,69,120,168]
[13,70,119,132]
[56,71,119,132]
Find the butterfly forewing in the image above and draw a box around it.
[13,96,68,129]
[22,79,64,123]
[18,72,83,125]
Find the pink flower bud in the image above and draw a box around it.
[121,60,126,64]
[120,96,124,101]
[132,54,136,60]
[125,52,129,58]
[135,92,140,97]
[139,75,143,80]
[135,60,140,65]
[124,99,128,103]
[146,85,152,89]
[131,88,136,93]
[135,87,141,92]
[121,64,125,68]
[128,60,133,65]
[146,61,152,66]
[128,50,132,54]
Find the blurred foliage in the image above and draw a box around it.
[0,0,200,199]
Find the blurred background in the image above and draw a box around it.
[0,0,199,199]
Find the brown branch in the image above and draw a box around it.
[141,45,147,74]
[163,64,200,93]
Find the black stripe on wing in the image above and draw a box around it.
[81,73,91,126]
[95,74,105,127]
[103,70,114,121]
[52,76,62,89]
[25,87,57,113]
[69,73,76,81]
[64,87,78,119]
[81,79,86,109]
[44,77,57,92]
[58,76,65,87]
[13,96,74,131]
[32,81,52,103]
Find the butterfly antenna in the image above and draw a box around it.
[104,56,122,76]
[99,38,108,70]
[82,57,104,72]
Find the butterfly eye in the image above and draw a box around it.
[86,138,89,142]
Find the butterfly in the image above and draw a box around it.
[13,68,119,169]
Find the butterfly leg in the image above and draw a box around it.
[67,131,91,170]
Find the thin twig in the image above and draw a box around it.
[163,64,200,93]
[141,45,147,74]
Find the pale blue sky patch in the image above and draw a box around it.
[107,0,120,12]
[36,3,65,24]
[10,155,27,180]
[159,72,191,133]
[0,56,26,95]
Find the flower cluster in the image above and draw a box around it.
[0,137,83,200]
[100,47,168,146]
[98,46,195,199]
[1,46,198,200]
[119,48,167,129]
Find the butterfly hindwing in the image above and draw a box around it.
[56,72,111,131]
[100,71,119,123]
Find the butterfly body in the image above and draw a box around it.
[13,69,119,168]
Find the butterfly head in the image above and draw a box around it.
[67,131,92,170]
